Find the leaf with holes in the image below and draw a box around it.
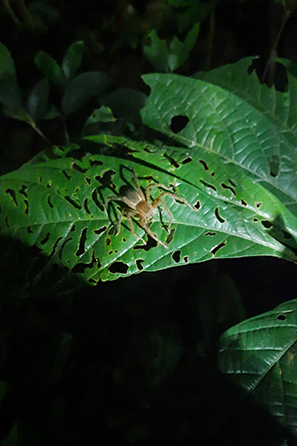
[1,59,297,286]
[219,298,297,437]
[141,67,297,211]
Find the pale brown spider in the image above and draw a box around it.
[107,168,194,249]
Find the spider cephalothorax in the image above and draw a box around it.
[107,168,194,249]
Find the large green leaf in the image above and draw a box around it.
[1,59,297,285]
[194,57,297,215]
[219,298,297,436]
[141,67,297,216]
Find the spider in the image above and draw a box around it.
[107,168,194,249]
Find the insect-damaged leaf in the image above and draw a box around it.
[1,57,297,286]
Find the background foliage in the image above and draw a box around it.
[0,1,297,445]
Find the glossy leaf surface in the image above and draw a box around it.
[1,60,297,285]
[219,298,297,436]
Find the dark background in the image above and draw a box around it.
[0,1,297,444]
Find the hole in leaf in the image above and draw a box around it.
[62,170,72,180]
[76,228,87,256]
[94,226,107,236]
[19,185,28,197]
[24,199,29,214]
[92,189,104,211]
[268,155,280,177]
[214,207,225,223]
[84,198,91,214]
[183,256,189,263]
[241,199,247,206]
[170,115,189,133]
[72,162,86,173]
[108,250,113,255]
[199,160,209,170]
[6,189,18,206]
[261,220,272,229]
[47,182,52,188]
[27,226,33,234]
[85,177,91,185]
[253,218,259,223]
[281,229,292,240]
[40,232,50,245]
[166,228,175,245]
[47,196,54,208]
[106,237,111,246]
[49,236,63,257]
[221,183,236,196]
[211,242,226,255]
[200,180,217,192]
[182,157,192,165]
[136,259,144,271]
[164,153,180,168]
[96,169,115,187]
[228,179,237,187]
[73,262,92,273]
[277,314,286,321]
[64,196,82,210]
[73,251,101,273]
[255,201,262,209]
[59,238,72,260]
[172,250,181,263]
[90,159,104,167]
[205,231,216,236]
[194,200,201,210]
[109,261,129,274]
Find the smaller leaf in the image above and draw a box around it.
[85,106,116,125]
[62,40,84,79]
[168,23,200,72]
[26,78,49,120]
[143,30,170,72]
[219,299,297,435]
[144,25,199,73]
[0,42,23,112]
[34,51,65,87]
[62,72,110,116]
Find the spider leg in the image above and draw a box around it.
[115,208,125,236]
[152,196,173,232]
[156,192,194,210]
[126,210,146,244]
[133,168,145,201]
[139,217,168,249]
[145,183,173,202]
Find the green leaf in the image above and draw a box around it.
[62,72,110,115]
[168,24,200,72]
[62,40,84,79]
[26,78,49,120]
[0,42,23,113]
[34,51,65,87]
[85,106,116,125]
[143,30,169,72]
[144,25,199,73]
[193,58,297,215]
[141,70,297,216]
[1,60,297,285]
[219,298,297,436]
